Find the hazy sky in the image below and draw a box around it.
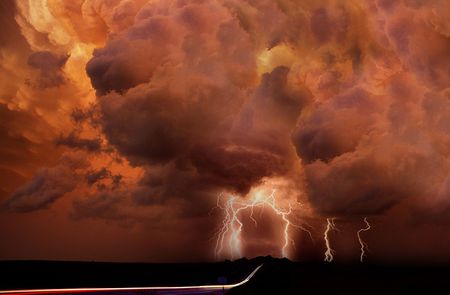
[0,0,449,263]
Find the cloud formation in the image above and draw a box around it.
[1,0,449,261]
[84,0,450,221]
[27,51,68,88]
[4,152,87,212]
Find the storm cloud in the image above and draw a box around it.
[83,0,450,222]
[1,0,449,262]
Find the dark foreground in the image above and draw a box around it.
[1,257,450,294]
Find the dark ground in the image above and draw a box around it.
[1,257,449,294]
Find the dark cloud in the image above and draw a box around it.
[4,153,86,212]
[190,143,287,194]
[27,51,68,88]
[83,0,450,224]
[86,167,111,186]
[27,51,68,72]
[86,0,282,203]
[292,87,380,164]
[70,107,96,123]
[2,0,450,262]
[56,132,102,152]
[85,167,122,189]
[295,71,450,218]
[93,64,306,208]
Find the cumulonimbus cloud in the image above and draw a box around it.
[3,0,450,242]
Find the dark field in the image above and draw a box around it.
[1,257,449,294]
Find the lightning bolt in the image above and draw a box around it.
[323,218,337,262]
[213,189,312,260]
[357,217,371,262]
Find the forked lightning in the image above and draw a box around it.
[213,190,311,260]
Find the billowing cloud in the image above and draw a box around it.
[86,0,275,196]
[1,0,449,262]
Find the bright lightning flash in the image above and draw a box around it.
[357,217,371,262]
[323,218,337,262]
[213,189,311,260]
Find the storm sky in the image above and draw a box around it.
[0,0,449,263]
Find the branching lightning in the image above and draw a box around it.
[323,218,337,262]
[213,189,312,260]
[357,217,371,262]
[213,192,371,263]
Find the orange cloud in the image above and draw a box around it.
[1,0,449,262]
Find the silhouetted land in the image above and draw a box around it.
[1,257,450,294]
